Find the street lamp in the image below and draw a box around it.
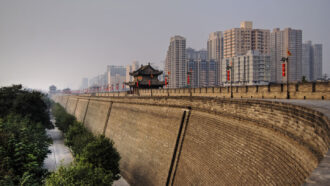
[187,70,192,97]
[281,57,289,99]
[226,64,233,98]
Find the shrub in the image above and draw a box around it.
[65,121,94,155]
[80,135,121,180]
[45,161,113,186]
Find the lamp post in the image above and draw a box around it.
[226,64,233,98]
[187,70,192,97]
[281,57,290,99]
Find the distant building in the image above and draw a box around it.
[126,61,139,86]
[107,65,126,91]
[222,50,271,86]
[80,78,88,90]
[270,28,302,83]
[49,85,56,94]
[165,35,186,88]
[302,41,313,81]
[207,31,223,84]
[313,44,323,80]
[224,21,270,59]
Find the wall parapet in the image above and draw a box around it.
[75,82,329,100]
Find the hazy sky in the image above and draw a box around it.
[0,0,329,91]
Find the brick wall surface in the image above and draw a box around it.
[104,103,183,186]
[52,95,330,185]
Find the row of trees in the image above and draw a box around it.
[0,85,52,185]
[46,103,121,185]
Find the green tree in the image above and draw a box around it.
[80,135,121,180]
[65,121,94,155]
[45,161,113,186]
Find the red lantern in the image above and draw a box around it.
[148,80,151,87]
[187,75,190,85]
[227,70,230,81]
[282,63,286,77]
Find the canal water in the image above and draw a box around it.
[43,118,129,185]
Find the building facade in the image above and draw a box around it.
[107,65,126,91]
[224,21,270,59]
[207,31,223,84]
[270,28,302,83]
[126,61,139,88]
[222,50,271,86]
[313,44,323,80]
[165,35,186,88]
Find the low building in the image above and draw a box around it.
[221,50,271,86]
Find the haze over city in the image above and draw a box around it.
[0,0,329,91]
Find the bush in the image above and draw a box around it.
[51,103,75,133]
[45,161,113,186]
[80,135,121,180]
[65,121,94,155]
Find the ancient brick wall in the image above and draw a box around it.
[52,95,330,185]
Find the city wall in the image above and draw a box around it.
[53,94,330,185]
[92,82,330,100]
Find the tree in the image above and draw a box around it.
[45,161,113,186]
[80,135,121,180]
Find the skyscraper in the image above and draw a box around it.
[270,28,302,83]
[165,35,186,88]
[302,41,313,81]
[224,21,270,59]
[313,44,323,80]
[207,31,223,84]
[207,31,223,61]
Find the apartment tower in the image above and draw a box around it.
[207,31,223,84]
[270,28,302,83]
[165,35,186,88]
[224,21,270,59]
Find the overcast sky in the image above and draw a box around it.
[0,0,329,91]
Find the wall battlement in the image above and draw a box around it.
[53,95,330,185]
[80,82,330,100]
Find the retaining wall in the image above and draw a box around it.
[52,95,330,185]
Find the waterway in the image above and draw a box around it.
[43,118,129,185]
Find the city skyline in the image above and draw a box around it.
[0,0,329,90]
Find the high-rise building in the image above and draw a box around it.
[107,65,126,91]
[165,35,186,88]
[126,61,139,87]
[302,41,313,81]
[80,78,88,90]
[224,21,270,59]
[221,50,271,86]
[313,44,323,80]
[207,31,223,84]
[270,28,302,83]
[302,41,323,81]
[207,31,223,61]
